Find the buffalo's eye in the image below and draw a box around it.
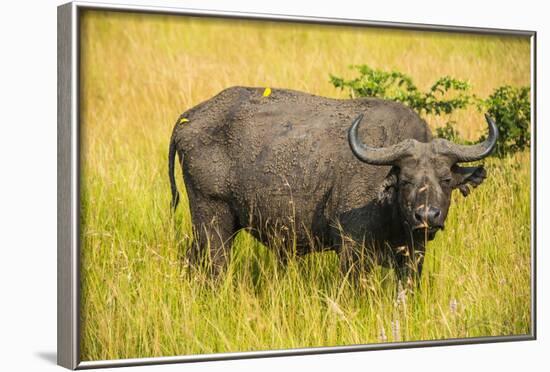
[440,177,452,186]
[399,179,414,187]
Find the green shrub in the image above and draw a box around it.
[330,64,472,116]
[481,86,531,157]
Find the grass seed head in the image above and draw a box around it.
[391,320,401,341]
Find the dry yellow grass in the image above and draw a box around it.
[79,10,531,361]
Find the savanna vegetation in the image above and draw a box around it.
[79,10,532,361]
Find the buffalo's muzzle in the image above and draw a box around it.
[413,206,443,230]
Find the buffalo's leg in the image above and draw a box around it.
[186,197,238,277]
[395,244,425,290]
[338,243,374,283]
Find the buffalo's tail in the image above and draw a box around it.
[169,135,180,211]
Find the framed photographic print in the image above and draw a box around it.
[57,1,536,369]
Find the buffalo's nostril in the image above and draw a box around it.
[427,207,441,225]
[414,206,441,227]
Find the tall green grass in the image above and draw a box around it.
[79,10,531,361]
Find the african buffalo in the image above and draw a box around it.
[169,86,497,284]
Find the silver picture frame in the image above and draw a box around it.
[57,1,537,369]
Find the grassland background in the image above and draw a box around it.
[79,10,531,361]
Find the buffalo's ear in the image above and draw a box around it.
[377,167,399,204]
[452,165,487,197]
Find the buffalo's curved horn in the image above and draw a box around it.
[436,113,499,162]
[348,113,416,165]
